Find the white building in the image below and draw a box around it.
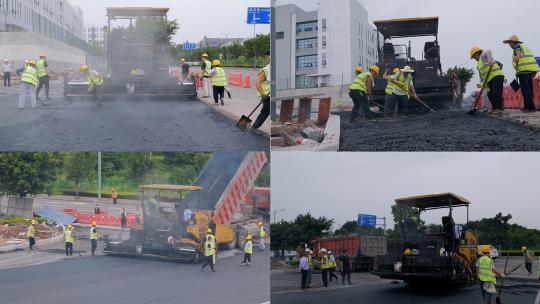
[276,0,378,89]
[84,24,106,45]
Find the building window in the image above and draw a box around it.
[276,31,284,39]
[296,76,316,89]
[322,53,327,68]
[297,38,317,49]
[322,36,326,50]
[296,55,318,69]
[296,21,318,33]
[322,18,326,32]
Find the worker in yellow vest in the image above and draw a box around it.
[252,51,271,131]
[328,250,339,283]
[306,249,314,288]
[80,64,104,106]
[537,256,540,280]
[384,65,418,117]
[64,224,74,256]
[349,65,379,122]
[470,47,505,111]
[210,60,227,106]
[503,35,540,112]
[35,53,50,102]
[18,59,38,109]
[200,53,212,98]
[27,219,36,250]
[320,248,330,287]
[257,221,266,251]
[90,221,98,256]
[241,234,253,266]
[477,245,504,303]
[201,228,216,272]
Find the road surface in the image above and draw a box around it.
[0,95,268,151]
[0,227,270,304]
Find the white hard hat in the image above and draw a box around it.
[3,59,8,62]
[328,251,332,254]
[320,248,327,253]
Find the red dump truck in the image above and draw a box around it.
[311,234,387,271]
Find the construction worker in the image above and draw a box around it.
[181,58,190,81]
[200,53,212,98]
[299,251,309,290]
[523,246,535,275]
[210,59,227,106]
[18,59,38,109]
[306,249,314,287]
[35,53,50,101]
[258,221,266,251]
[320,248,330,287]
[384,65,418,117]
[80,64,104,106]
[241,234,253,266]
[470,47,505,111]
[27,220,36,250]
[339,249,353,285]
[349,65,379,122]
[201,228,216,272]
[477,245,504,304]
[328,250,338,283]
[64,224,74,256]
[503,35,540,112]
[112,188,118,205]
[252,51,271,131]
[90,221,98,256]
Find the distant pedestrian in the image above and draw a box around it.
[64,224,74,256]
[111,188,118,204]
[135,207,141,226]
[320,248,330,287]
[27,220,36,250]
[307,249,314,287]
[35,53,50,101]
[523,246,535,275]
[299,252,309,290]
[258,221,266,251]
[241,235,253,266]
[90,221,98,256]
[18,59,38,109]
[181,58,190,81]
[201,228,216,272]
[120,208,127,231]
[339,250,353,285]
[94,204,101,214]
[210,59,227,106]
[328,251,339,282]
[3,59,11,87]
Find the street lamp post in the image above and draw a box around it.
[97,152,102,199]
[273,209,285,223]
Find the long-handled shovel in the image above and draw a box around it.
[225,87,232,99]
[496,253,510,304]
[413,96,436,113]
[468,64,494,115]
[236,99,264,130]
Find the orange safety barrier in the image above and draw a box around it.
[66,209,143,228]
[243,75,251,88]
[228,73,243,86]
[196,77,203,88]
[477,78,540,110]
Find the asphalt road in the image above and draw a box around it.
[271,272,538,304]
[0,96,267,151]
[0,231,271,304]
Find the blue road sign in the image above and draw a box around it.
[358,214,377,227]
[183,41,198,50]
[247,7,271,24]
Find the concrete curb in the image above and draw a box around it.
[272,114,341,152]
[0,233,63,253]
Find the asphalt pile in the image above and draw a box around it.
[339,110,540,151]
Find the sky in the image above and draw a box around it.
[70,0,270,44]
[276,0,540,94]
[271,152,540,231]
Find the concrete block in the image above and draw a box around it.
[298,98,312,123]
[271,137,286,147]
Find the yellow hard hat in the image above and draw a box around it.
[246,234,253,240]
[67,224,73,229]
[370,65,380,75]
[469,47,482,59]
[481,245,491,254]
[130,69,137,77]
[212,59,221,66]
[206,228,212,234]
[39,53,46,58]
[80,64,89,72]
[181,58,186,62]
[31,220,36,225]
[258,221,263,226]
[503,34,522,44]
[28,59,36,66]
[403,248,412,255]
[91,221,97,226]
[393,68,401,74]
[355,66,363,73]
[522,246,528,252]
[201,53,209,58]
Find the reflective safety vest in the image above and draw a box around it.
[349,72,371,93]
[478,255,496,283]
[385,72,412,96]
[515,44,540,73]
[203,60,212,77]
[88,70,104,89]
[244,240,253,254]
[36,59,48,77]
[211,67,227,87]
[329,255,336,268]
[26,225,34,238]
[90,227,97,240]
[204,234,216,256]
[320,255,330,269]
[258,64,271,97]
[21,65,38,87]
[258,226,266,238]
[308,255,313,268]
[477,57,504,85]
[65,229,73,243]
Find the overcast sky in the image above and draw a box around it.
[70,0,270,43]
[277,0,540,93]
[271,153,540,231]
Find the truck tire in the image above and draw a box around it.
[236,227,247,249]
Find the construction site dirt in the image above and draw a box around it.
[338,110,540,151]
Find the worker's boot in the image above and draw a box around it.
[221,98,224,106]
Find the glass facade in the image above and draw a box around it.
[296,38,318,49]
[296,55,318,69]
[296,21,318,33]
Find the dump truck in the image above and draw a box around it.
[64,7,196,100]
[373,193,478,285]
[104,184,237,262]
[371,17,459,110]
[311,234,387,271]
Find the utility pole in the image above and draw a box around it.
[97,152,102,199]
[273,209,285,223]
[270,0,277,120]
[252,11,258,69]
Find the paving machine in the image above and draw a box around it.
[104,184,237,262]
[371,17,458,109]
[373,193,478,285]
[64,7,196,100]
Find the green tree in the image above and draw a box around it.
[255,163,270,187]
[391,202,423,235]
[334,220,385,236]
[447,66,475,97]
[128,152,155,185]
[0,152,60,197]
[64,152,97,199]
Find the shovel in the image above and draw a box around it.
[225,87,232,99]
[468,64,494,115]
[236,98,264,130]
[510,79,520,92]
[496,253,510,304]
[413,96,436,113]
